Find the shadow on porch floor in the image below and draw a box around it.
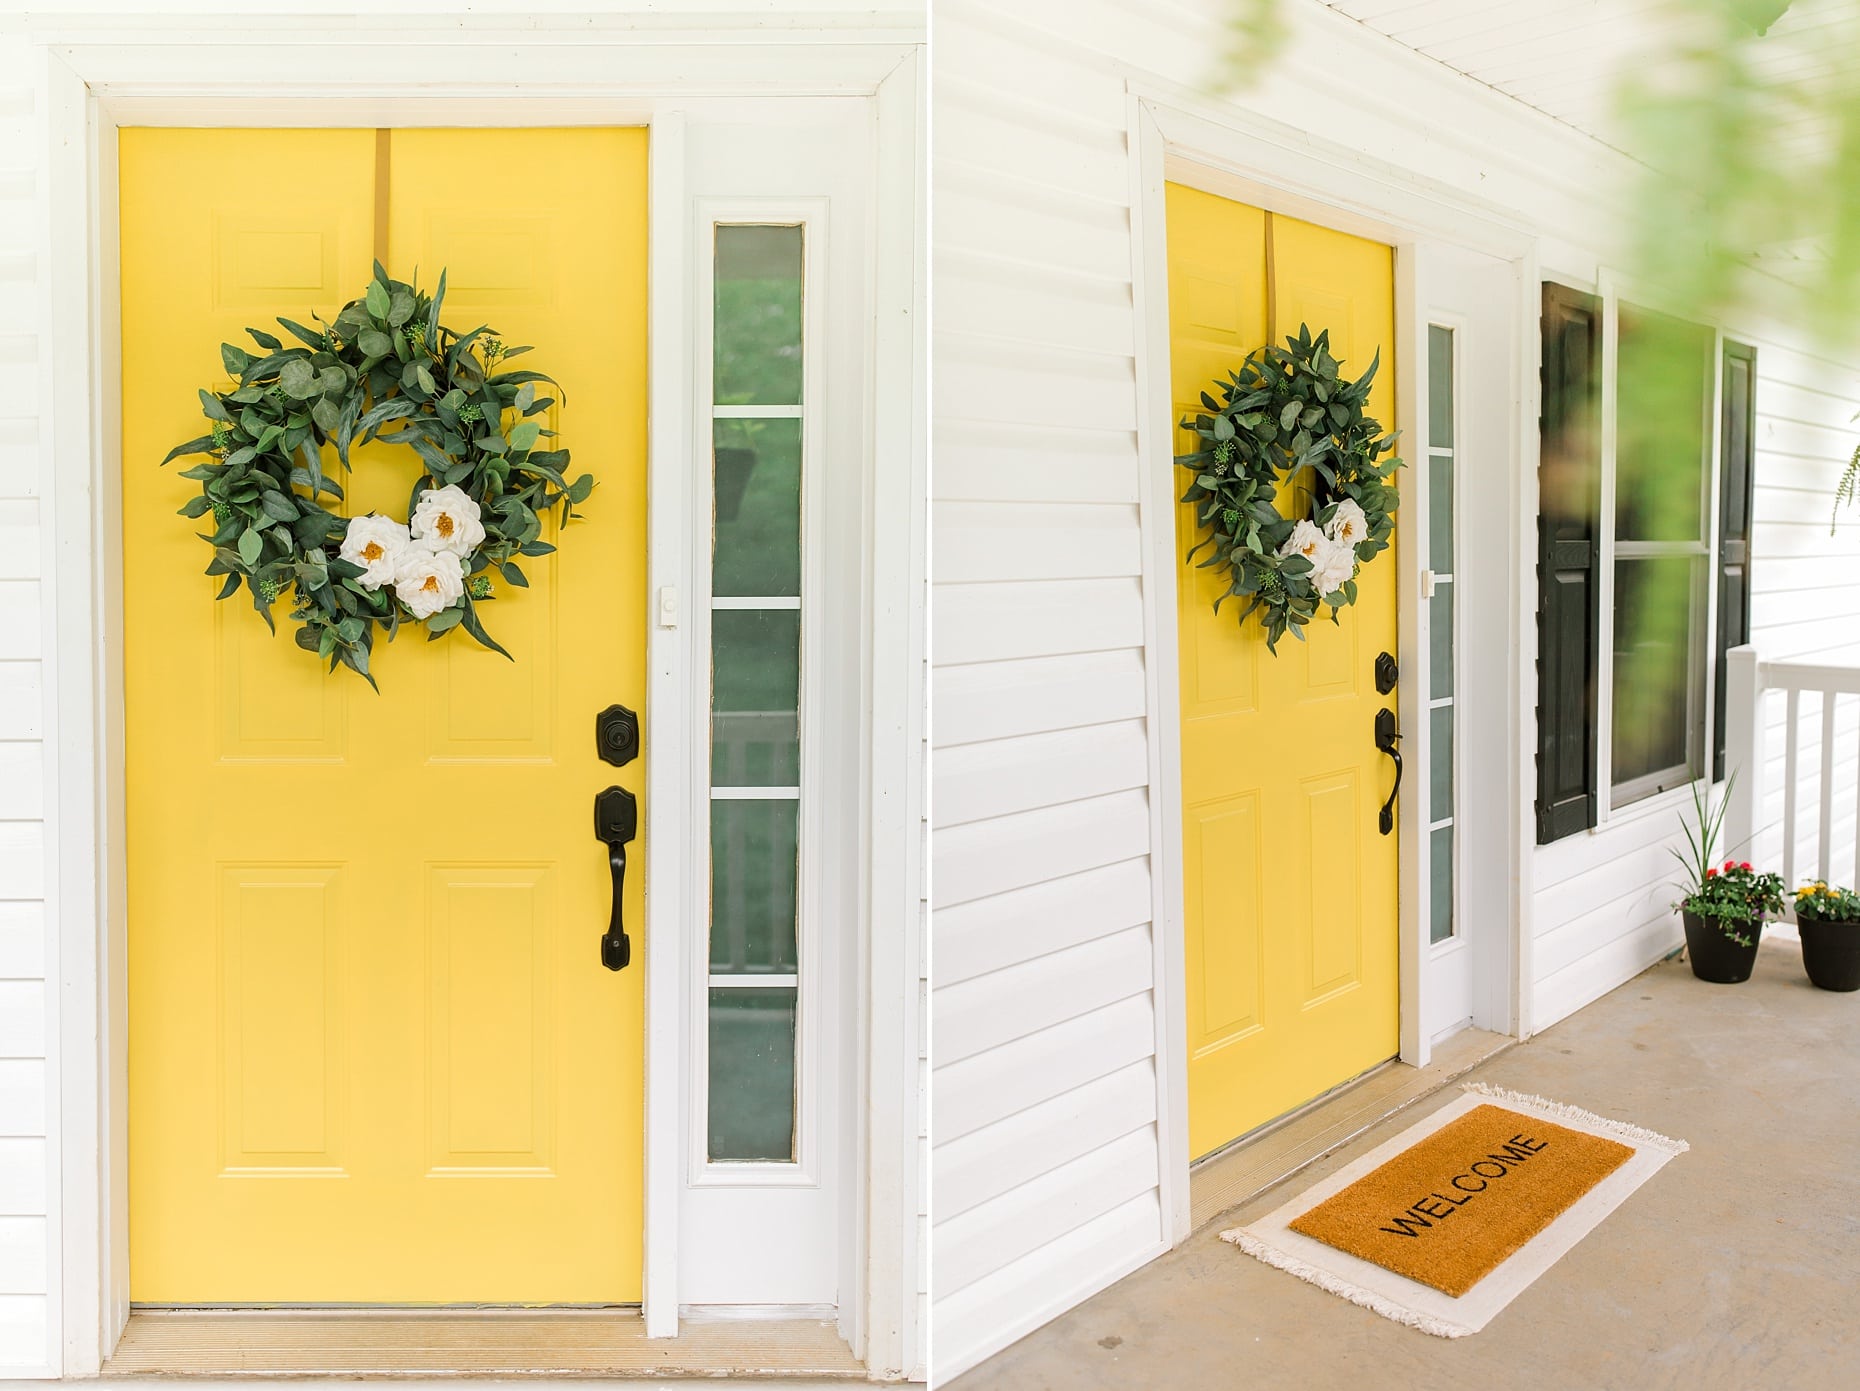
[953,939,1860,1390]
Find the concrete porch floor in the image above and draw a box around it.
[952,939,1860,1391]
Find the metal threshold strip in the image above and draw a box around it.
[1187,1028,1514,1233]
[102,1307,866,1380]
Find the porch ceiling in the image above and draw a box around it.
[1323,0,1856,168]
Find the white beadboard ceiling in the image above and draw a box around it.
[1323,0,1857,165]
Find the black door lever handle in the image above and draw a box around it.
[594,786,638,971]
[1375,707,1402,836]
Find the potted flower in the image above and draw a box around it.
[1672,780,1786,983]
[1792,883,1860,992]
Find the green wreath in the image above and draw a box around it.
[160,262,594,689]
[1176,323,1401,651]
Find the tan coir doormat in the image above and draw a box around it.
[1286,1103,1631,1297]
[1223,1085,1689,1337]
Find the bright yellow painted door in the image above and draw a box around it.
[1167,183,1401,1161]
[121,127,649,1302]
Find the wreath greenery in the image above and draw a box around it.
[1176,323,1401,650]
[161,261,594,689]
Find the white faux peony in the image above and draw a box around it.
[1326,498,1368,549]
[410,484,486,557]
[1279,519,1329,570]
[393,547,466,619]
[339,513,412,590]
[1310,538,1358,598]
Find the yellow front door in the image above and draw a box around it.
[121,127,649,1302]
[1166,183,1401,1161]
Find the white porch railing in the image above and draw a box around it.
[1724,644,1860,896]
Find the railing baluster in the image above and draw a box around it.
[1784,687,1801,891]
[1821,693,1838,885]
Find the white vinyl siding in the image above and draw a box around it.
[931,0,1860,1379]
[0,36,51,1377]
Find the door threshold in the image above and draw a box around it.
[1187,1026,1512,1231]
[102,1307,866,1380]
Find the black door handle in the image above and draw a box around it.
[1375,706,1402,836]
[594,786,637,971]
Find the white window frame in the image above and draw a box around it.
[1592,273,1725,824]
[31,24,924,1379]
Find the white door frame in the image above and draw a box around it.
[1126,85,1537,1244]
[35,22,923,1378]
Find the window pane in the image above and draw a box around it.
[712,609,800,785]
[707,986,797,1162]
[1429,453,1454,573]
[1613,556,1698,792]
[1428,324,1454,449]
[714,418,802,597]
[1430,581,1454,698]
[1616,305,1709,543]
[1430,826,1454,944]
[709,799,799,974]
[1430,704,1454,823]
[715,225,803,406]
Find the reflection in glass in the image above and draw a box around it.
[712,609,801,785]
[1616,305,1709,543]
[1430,704,1454,823]
[1430,581,1455,698]
[709,799,799,975]
[714,418,802,597]
[1428,324,1454,449]
[1430,827,1454,945]
[1613,556,1698,793]
[707,987,797,1162]
[715,225,804,407]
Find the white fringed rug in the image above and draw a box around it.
[1220,1084,1688,1337]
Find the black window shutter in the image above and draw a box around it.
[1536,283,1603,844]
[1713,341,1757,782]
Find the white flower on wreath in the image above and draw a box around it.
[1279,518,1357,600]
[1326,498,1369,549]
[339,513,411,591]
[393,547,466,620]
[410,484,486,557]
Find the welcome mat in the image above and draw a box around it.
[1221,1084,1687,1337]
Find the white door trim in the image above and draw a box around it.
[34,24,922,1379]
[1126,84,1536,1246]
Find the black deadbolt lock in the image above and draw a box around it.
[597,703,640,767]
[1375,651,1399,696]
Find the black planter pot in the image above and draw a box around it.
[1798,918,1860,992]
[1682,910,1764,984]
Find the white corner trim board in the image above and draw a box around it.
[1221,1085,1689,1339]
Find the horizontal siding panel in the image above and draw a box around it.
[0,901,41,979]
[1533,915,1684,1031]
[0,583,38,659]
[0,664,40,740]
[0,1217,44,1296]
[0,744,41,823]
[0,501,37,581]
[933,77,1132,204]
[933,418,1139,506]
[0,825,42,901]
[936,1059,1156,1222]
[936,249,1134,357]
[937,858,1152,986]
[933,501,1141,586]
[934,649,1147,748]
[936,330,1137,433]
[0,421,36,501]
[0,1063,45,1138]
[0,1140,43,1216]
[932,787,1150,907]
[1534,879,1671,984]
[0,983,43,1060]
[932,578,1145,666]
[933,158,1134,282]
[932,1190,1162,1383]
[933,1125,1160,1297]
[933,923,1154,1066]
[934,992,1157,1144]
[0,1293,46,1371]
[934,719,1149,829]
